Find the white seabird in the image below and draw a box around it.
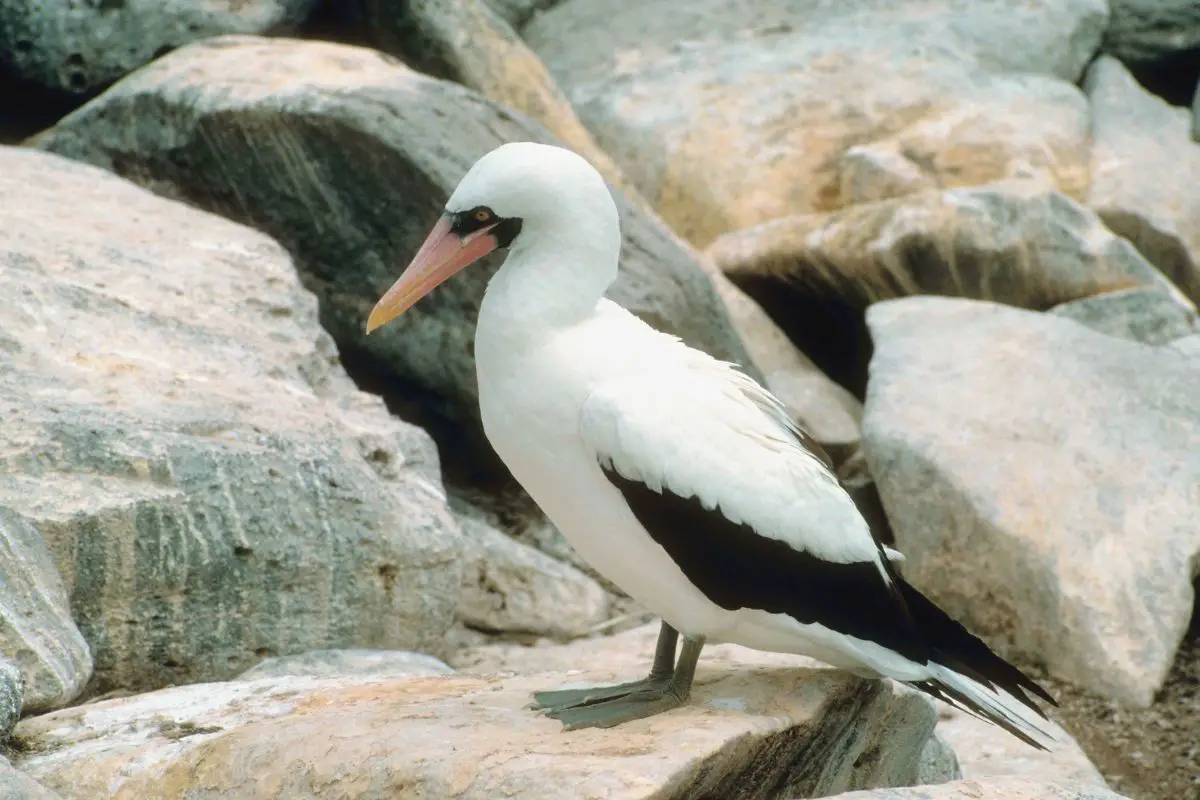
[366,142,1056,748]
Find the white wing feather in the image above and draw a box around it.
[578,339,887,568]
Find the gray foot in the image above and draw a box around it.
[533,680,689,730]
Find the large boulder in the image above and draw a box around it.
[35,34,757,480]
[522,0,1106,245]
[13,625,948,799]
[708,181,1190,396]
[1083,55,1200,306]
[862,296,1200,706]
[0,145,462,697]
[828,779,1130,800]
[1101,0,1200,65]
[0,0,317,96]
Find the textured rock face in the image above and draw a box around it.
[522,0,1106,245]
[1101,0,1200,65]
[13,625,946,800]
[236,649,454,681]
[862,297,1200,706]
[35,35,755,449]
[829,778,1131,799]
[708,181,1189,395]
[0,0,317,96]
[0,146,462,696]
[0,507,91,712]
[1083,55,1200,306]
[1048,287,1200,345]
[0,756,61,800]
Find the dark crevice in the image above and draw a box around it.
[1122,47,1200,108]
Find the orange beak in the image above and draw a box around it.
[366,215,500,333]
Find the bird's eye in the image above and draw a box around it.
[474,209,492,223]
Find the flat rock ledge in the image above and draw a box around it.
[14,626,944,799]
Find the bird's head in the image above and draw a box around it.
[366,141,615,333]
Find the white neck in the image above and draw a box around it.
[479,214,621,336]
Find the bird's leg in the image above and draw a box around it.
[534,629,707,730]
[530,621,678,711]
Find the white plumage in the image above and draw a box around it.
[367,141,1056,748]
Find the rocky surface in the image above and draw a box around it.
[0,756,60,800]
[1049,286,1200,346]
[0,0,317,96]
[1101,0,1200,65]
[828,779,1130,800]
[236,649,454,682]
[456,512,612,639]
[34,35,756,459]
[0,657,21,740]
[522,0,1105,245]
[13,625,945,799]
[1084,55,1200,305]
[0,507,91,712]
[0,145,462,697]
[862,296,1199,707]
[708,181,1189,395]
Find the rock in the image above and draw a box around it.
[0,145,462,697]
[0,756,61,800]
[0,507,91,712]
[0,0,318,96]
[936,704,1106,788]
[826,778,1131,799]
[1101,0,1200,65]
[237,649,453,681]
[456,513,611,639]
[15,625,944,799]
[1049,286,1200,345]
[861,296,1200,706]
[1084,55,1200,305]
[36,35,757,474]
[523,0,1105,245]
[916,732,962,785]
[1171,334,1200,358]
[0,658,22,740]
[709,181,1187,396]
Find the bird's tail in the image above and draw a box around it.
[897,579,1058,751]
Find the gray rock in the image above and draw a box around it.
[0,658,22,740]
[709,180,1186,396]
[1102,0,1200,65]
[916,731,961,785]
[827,777,1131,799]
[0,756,61,800]
[0,0,317,96]
[1049,286,1200,345]
[1171,334,1200,358]
[456,512,611,638]
[1084,55,1200,305]
[0,145,462,697]
[523,0,1106,244]
[862,296,1200,706]
[36,35,757,474]
[237,649,453,681]
[0,507,90,712]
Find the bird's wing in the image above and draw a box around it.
[578,348,924,659]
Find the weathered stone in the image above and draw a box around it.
[1049,286,1200,345]
[456,512,611,638]
[709,181,1187,396]
[936,704,1106,787]
[237,649,453,681]
[0,756,61,800]
[1084,55,1200,306]
[916,732,961,785]
[524,0,1105,245]
[1101,0,1200,65]
[36,35,757,470]
[0,507,90,712]
[1171,334,1200,358]
[0,145,462,697]
[0,658,22,740]
[827,778,1131,799]
[0,0,317,96]
[15,625,943,799]
[862,297,1200,706]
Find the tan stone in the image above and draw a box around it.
[524,0,1106,245]
[827,777,1129,799]
[15,625,945,799]
[862,296,1200,705]
[1084,55,1200,305]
